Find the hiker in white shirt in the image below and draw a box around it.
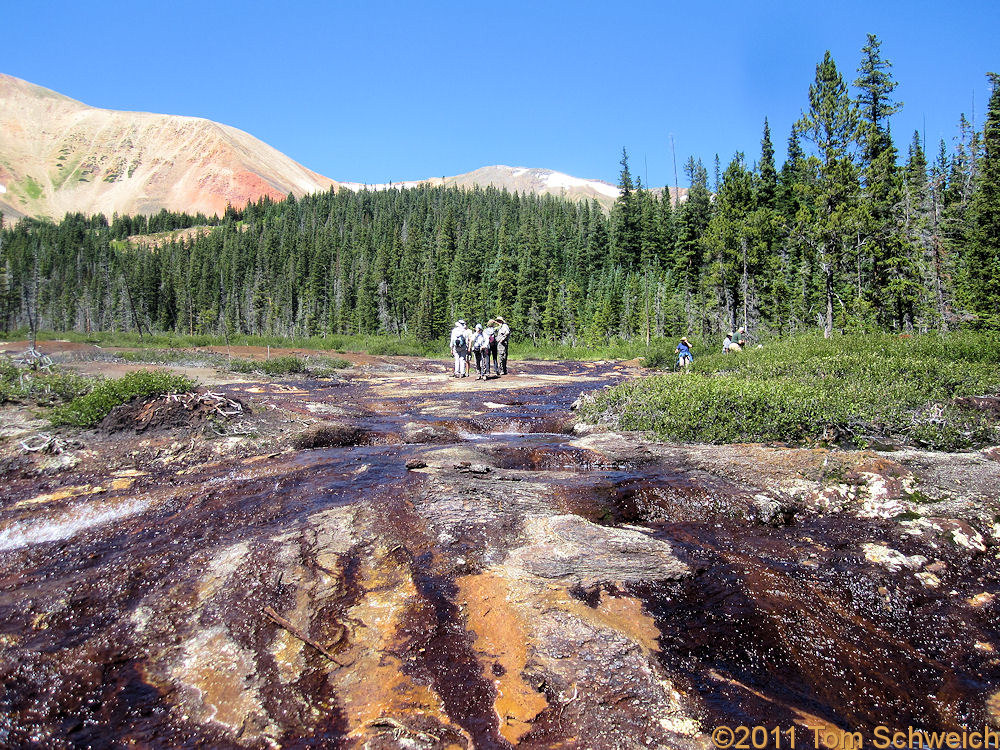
[450,320,469,377]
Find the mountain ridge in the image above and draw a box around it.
[0,74,685,222]
[0,73,338,221]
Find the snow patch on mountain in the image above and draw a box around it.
[542,170,620,198]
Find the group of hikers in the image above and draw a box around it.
[446,318,751,376]
[674,327,750,369]
[449,318,511,379]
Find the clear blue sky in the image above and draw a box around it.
[5,0,998,187]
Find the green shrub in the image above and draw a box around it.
[50,370,193,428]
[0,358,93,406]
[642,345,678,369]
[580,333,1000,449]
[227,355,307,376]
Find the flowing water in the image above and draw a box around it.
[0,358,997,748]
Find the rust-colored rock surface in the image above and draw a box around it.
[0,349,998,747]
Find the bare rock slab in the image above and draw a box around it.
[505,514,689,586]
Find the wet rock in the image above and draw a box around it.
[924,559,947,574]
[751,492,798,526]
[293,423,377,449]
[506,515,689,586]
[402,421,459,444]
[862,543,927,572]
[3,355,998,747]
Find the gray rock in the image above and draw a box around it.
[505,515,689,586]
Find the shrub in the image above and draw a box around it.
[0,357,92,406]
[50,370,194,428]
[579,333,1000,449]
[641,345,678,369]
[228,356,307,376]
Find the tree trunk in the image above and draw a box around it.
[824,266,834,339]
[741,237,749,328]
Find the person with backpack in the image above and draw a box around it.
[450,320,469,377]
[495,317,511,375]
[675,337,693,369]
[471,324,489,380]
[464,324,476,373]
[484,319,499,376]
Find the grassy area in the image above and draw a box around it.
[227,355,349,376]
[114,348,350,376]
[49,370,193,428]
[579,333,1000,450]
[4,329,689,363]
[20,176,43,201]
[12,330,441,357]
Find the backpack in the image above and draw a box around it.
[452,331,466,348]
[489,333,496,345]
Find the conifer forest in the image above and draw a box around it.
[3,37,999,344]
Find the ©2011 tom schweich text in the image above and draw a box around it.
[710,725,1000,750]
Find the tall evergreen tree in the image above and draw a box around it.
[796,50,860,336]
[854,33,902,166]
[965,73,1000,328]
[611,148,641,268]
[758,118,778,209]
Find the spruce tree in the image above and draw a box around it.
[611,148,641,269]
[796,51,860,336]
[758,118,778,209]
[854,34,902,166]
[965,73,1000,328]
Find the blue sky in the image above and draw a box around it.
[5,0,998,187]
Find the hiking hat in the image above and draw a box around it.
[681,337,690,343]
[496,317,505,323]
[458,320,466,326]
[475,323,483,330]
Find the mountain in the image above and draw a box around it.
[0,73,686,221]
[340,166,688,210]
[0,73,338,221]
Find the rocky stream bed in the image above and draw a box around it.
[0,353,998,748]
